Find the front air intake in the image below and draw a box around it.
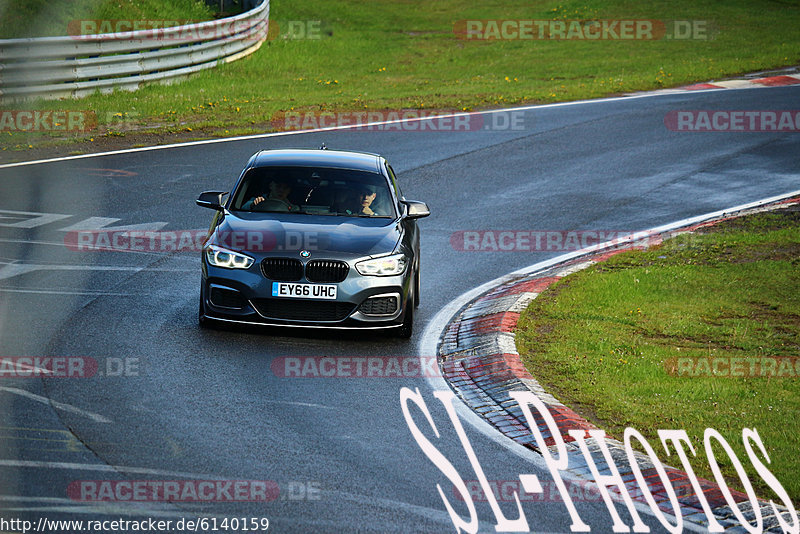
[261,258,303,281]
[359,294,399,316]
[305,260,349,283]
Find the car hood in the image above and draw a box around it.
[210,212,402,258]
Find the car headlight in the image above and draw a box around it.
[355,254,407,276]
[204,244,254,269]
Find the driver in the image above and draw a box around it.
[243,179,299,212]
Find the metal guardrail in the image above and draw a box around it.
[0,0,269,104]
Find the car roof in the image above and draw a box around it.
[251,149,383,173]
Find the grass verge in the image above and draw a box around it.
[2,0,800,161]
[515,205,800,503]
[0,0,214,39]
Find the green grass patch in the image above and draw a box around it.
[2,0,800,155]
[515,207,800,502]
[0,0,213,39]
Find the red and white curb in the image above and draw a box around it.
[629,71,800,96]
[437,194,800,532]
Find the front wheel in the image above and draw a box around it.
[396,299,414,338]
[414,263,420,308]
[198,292,209,328]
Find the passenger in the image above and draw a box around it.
[353,185,379,216]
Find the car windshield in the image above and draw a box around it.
[230,166,395,218]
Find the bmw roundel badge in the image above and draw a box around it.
[300,250,311,258]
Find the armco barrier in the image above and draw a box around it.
[0,0,269,104]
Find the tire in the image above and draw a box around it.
[396,298,414,339]
[413,262,420,309]
[198,292,209,328]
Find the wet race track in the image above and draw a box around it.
[0,85,798,532]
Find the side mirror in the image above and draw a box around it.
[401,200,430,219]
[196,191,228,211]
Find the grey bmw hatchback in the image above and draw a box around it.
[196,147,430,337]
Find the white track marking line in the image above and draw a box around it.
[0,459,229,479]
[2,84,792,170]
[0,238,184,257]
[0,263,193,281]
[0,210,72,228]
[0,288,135,296]
[57,217,168,233]
[0,238,73,248]
[0,387,112,424]
[262,400,338,410]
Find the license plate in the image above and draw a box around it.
[272,282,337,300]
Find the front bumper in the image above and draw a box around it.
[200,258,411,329]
